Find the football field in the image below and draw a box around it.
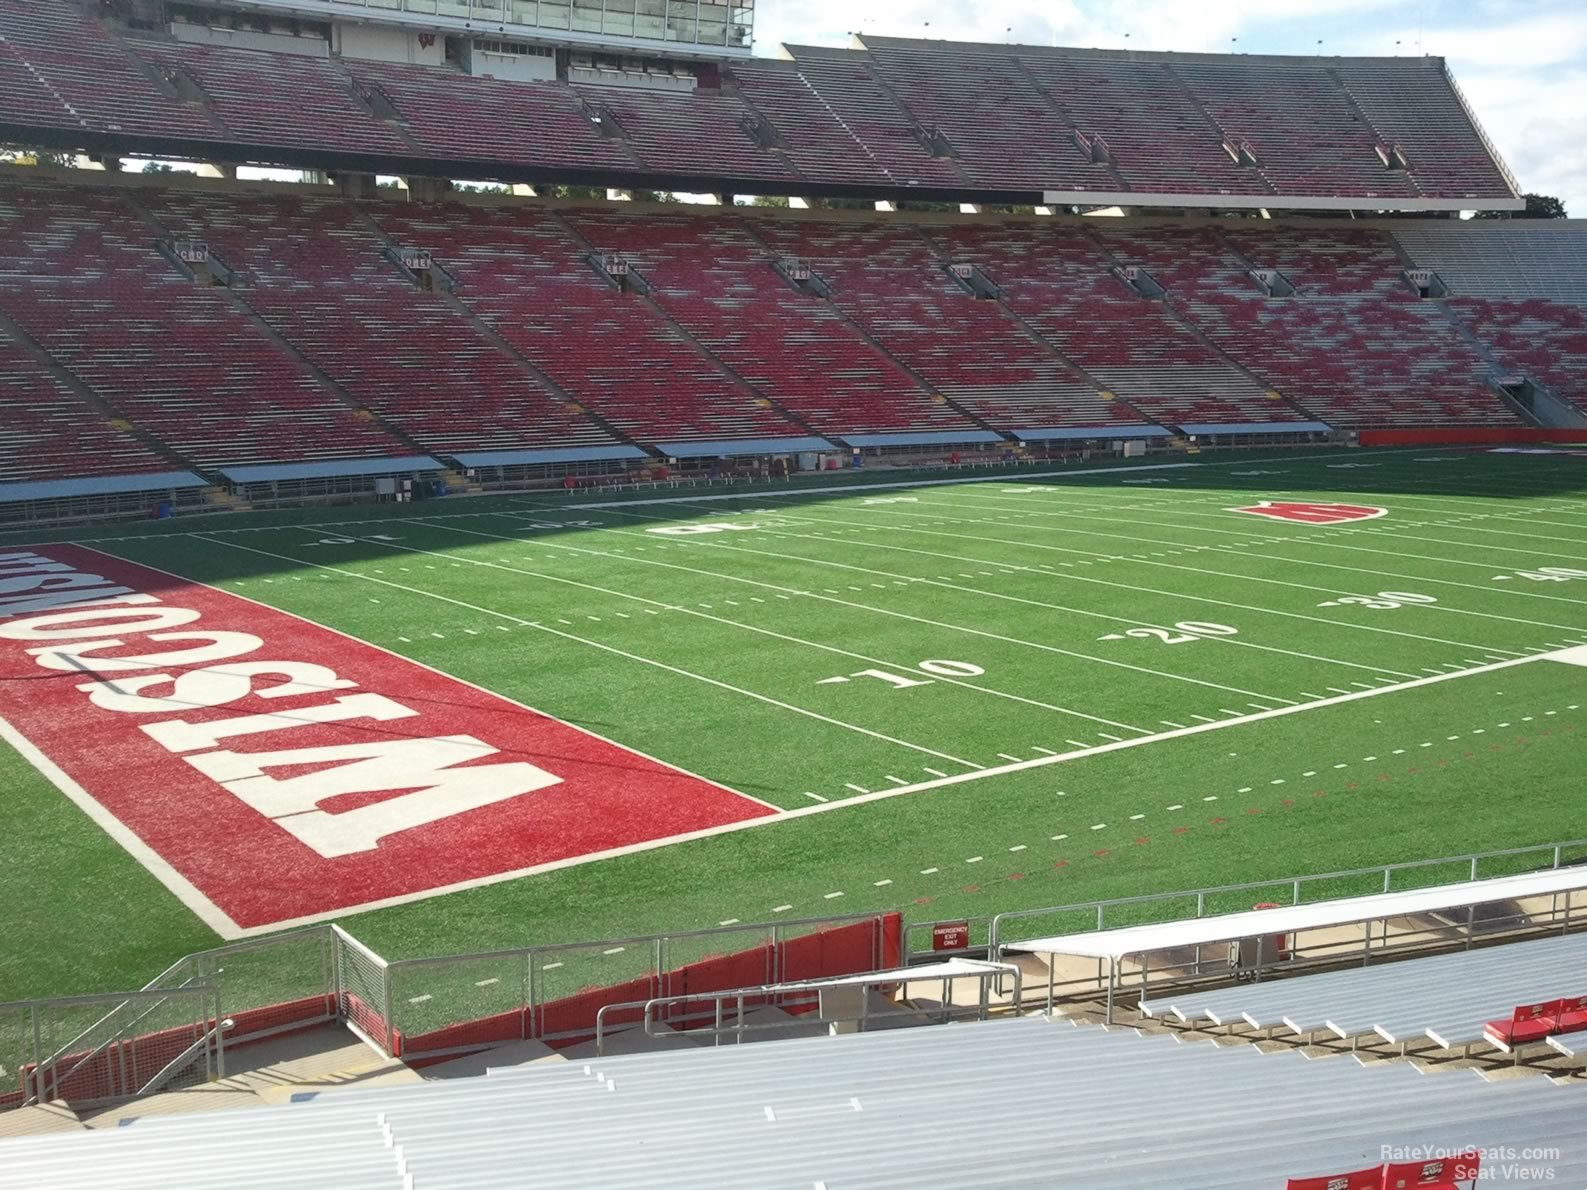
[4,447,1587,1001]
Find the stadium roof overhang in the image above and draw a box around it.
[203,0,754,59]
[1043,189,1525,214]
[0,471,209,505]
[1,123,1524,215]
[217,455,445,484]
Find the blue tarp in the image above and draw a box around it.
[0,470,208,505]
[654,436,835,458]
[1177,421,1332,435]
[218,455,444,484]
[1012,425,1171,442]
[451,446,649,468]
[837,431,1004,448]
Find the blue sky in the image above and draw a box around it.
[753,0,1586,214]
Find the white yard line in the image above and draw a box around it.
[483,513,1303,705]
[783,502,1587,632]
[987,485,1587,549]
[358,522,1154,736]
[794,648,1581,812]
[921,494,1587,603]
[194,534,986,773]
[538,504,1508,668]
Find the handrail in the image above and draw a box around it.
[1440,61,1522,199]
[17,984,219,1107]
[980,838,1587,957]
[591,961,1022,1055]
[383,911,882,973]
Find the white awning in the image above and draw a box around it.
[1007,867,1587,961]
[782,959,1012,988]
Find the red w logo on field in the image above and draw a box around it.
[1231,500,1388,524]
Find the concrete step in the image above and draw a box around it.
[82,1024,395,1127]
[0,1102,86,1137]
[423,1040,567,1081]
[560,1023,702,1061]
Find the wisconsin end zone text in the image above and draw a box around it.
[0,546,774,936]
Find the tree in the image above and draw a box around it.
[1,147,73,168]
[1477,192,1567,219]
[541,184,605,201]
[749,195,790,208]
[141,161,175,174]
[631,189,680,204]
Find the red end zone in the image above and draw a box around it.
[0,544,777,936]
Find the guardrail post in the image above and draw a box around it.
[653,938,665,1024]
[382,969,394,1058]
[29,1005,41,1106]
[214,989,225,1080]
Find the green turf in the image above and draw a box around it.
[4,446,1587,1002]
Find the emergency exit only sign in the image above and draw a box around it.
[932,922,971,951]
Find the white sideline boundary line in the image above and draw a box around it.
[10,505,1579,935]
[778,648,1581,810]
[0,715,244,940]
[10,543,783,939]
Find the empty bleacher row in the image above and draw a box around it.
[377,202,800,447]
[5,1014,1584,1189]
[563,210,960,438]
[1144,931,1587,1054]
[145,189,623,458]
[5,174,1578,491]
[0,324,170,484]
[0,182,406,471]
[0,1,1517,204]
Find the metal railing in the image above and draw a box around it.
[1016,882,1587,1024]
[3,985,222,1110]
[592,961,1021,1055]
[906,838,1587,966]
[1441,61,1523,199]
[4,840,1582,1111]
[384,912,888,1059]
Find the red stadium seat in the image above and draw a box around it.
[1285,1165,1383,1190]
[1381,1150,1481,1188]
[1484,1000,1561,1049]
